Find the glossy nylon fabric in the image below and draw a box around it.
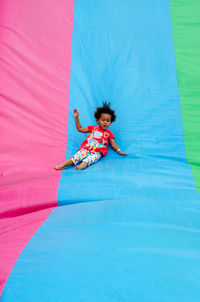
[2,0,200,301]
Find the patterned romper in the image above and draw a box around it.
[70,125,115,167]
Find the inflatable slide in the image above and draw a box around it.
[1,0,200,301]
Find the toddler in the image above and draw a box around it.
[54,102,128,170]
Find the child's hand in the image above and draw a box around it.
[118,150,128,155]
[73,109,79,119]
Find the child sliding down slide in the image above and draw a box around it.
[54,102,128,171]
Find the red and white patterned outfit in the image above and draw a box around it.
[79,125,115,156]
[71,125,115,166]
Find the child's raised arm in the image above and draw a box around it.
[73,109,89,133]
[109,138,128,155]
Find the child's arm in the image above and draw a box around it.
[73,109,89,133]
[109,139,128,155]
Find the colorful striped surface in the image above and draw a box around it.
[1,0,200,301]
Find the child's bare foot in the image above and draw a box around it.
[54,159,73,170]
[54,165,63,170]
[74,162,88,170]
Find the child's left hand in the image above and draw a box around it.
[118,150,128,155]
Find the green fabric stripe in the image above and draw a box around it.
[170,0,200,190]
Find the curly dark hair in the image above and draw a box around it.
[94,102,116,123]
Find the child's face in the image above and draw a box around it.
[97,113,112,130]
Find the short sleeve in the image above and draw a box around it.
[87,126,95,133]
[108,130,115,140]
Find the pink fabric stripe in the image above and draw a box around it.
[0,0,74,295]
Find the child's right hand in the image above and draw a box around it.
[73,109,79,118]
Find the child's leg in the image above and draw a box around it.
[54,149,88,170]
[75,151,101,170]
[72,149,88,166]
[54,158,73,170]
[74,161,88,170]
